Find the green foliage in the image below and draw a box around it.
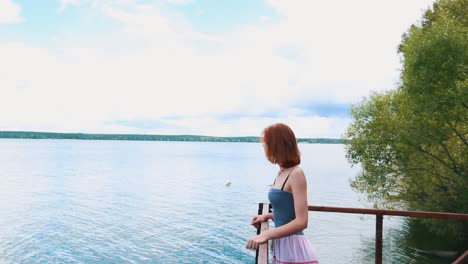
[344,0,467,246]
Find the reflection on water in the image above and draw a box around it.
[353,218,461,264]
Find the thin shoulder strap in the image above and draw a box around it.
[273,168,284,186]
[281,168,294,191]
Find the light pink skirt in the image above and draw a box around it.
[272,235,319,264]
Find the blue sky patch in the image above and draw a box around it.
[0,0,118,44]
[164,0,281,34]
[294,102,351,117]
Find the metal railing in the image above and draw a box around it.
[255,203,271,264]
[255,203,468,264]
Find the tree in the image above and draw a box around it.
[344,0,467,247]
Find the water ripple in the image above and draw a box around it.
[0,140,443,263]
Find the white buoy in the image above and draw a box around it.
[225,181,232,187]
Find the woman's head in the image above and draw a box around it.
[261,123,300,168]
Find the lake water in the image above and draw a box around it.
[0,139,450,263]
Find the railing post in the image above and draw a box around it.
[255,203,270,264]
[255,203,261,263]
[376,214,383,264]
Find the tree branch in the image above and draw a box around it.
[430,159,456,207]
[447,121,468,147]
[438,141,460,174]
[407,166,445,179]
[416,146,456,171]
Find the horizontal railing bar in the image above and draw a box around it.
[308,205,468,220]
[452,250,468,264]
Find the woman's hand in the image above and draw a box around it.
[246,233,268,250]
[250,214,267,229]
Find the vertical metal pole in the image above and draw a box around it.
[376,214,383,264]
[254,203,270,264]
[258,203,270,264]
[255,203,263,264]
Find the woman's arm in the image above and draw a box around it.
[246,168,309,249]
[250,212,274,229]
[252,212,274,222]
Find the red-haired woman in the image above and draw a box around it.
[246,123,319,264]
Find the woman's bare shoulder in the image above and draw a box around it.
[288,166,307,193]
[291,166,306,182]
[293,166,305,175]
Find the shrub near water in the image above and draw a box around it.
[344,0,467,251]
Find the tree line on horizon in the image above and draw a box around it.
[0,131,345,144]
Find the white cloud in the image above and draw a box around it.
[59,0,82,11]
[0,0,23,24]
[0,0,436,136]
[165,0,192,5]
[113,115,351,138]
[60,0,82,5]
[262,0,435,101]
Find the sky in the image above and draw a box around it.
[0,0,437,138]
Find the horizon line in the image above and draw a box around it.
[0,130,345,142]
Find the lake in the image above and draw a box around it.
[0,139,449,263]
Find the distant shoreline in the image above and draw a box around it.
[0,131,346,144]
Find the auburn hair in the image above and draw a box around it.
[261,123,301,168]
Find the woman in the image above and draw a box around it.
[246,123,319,264]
